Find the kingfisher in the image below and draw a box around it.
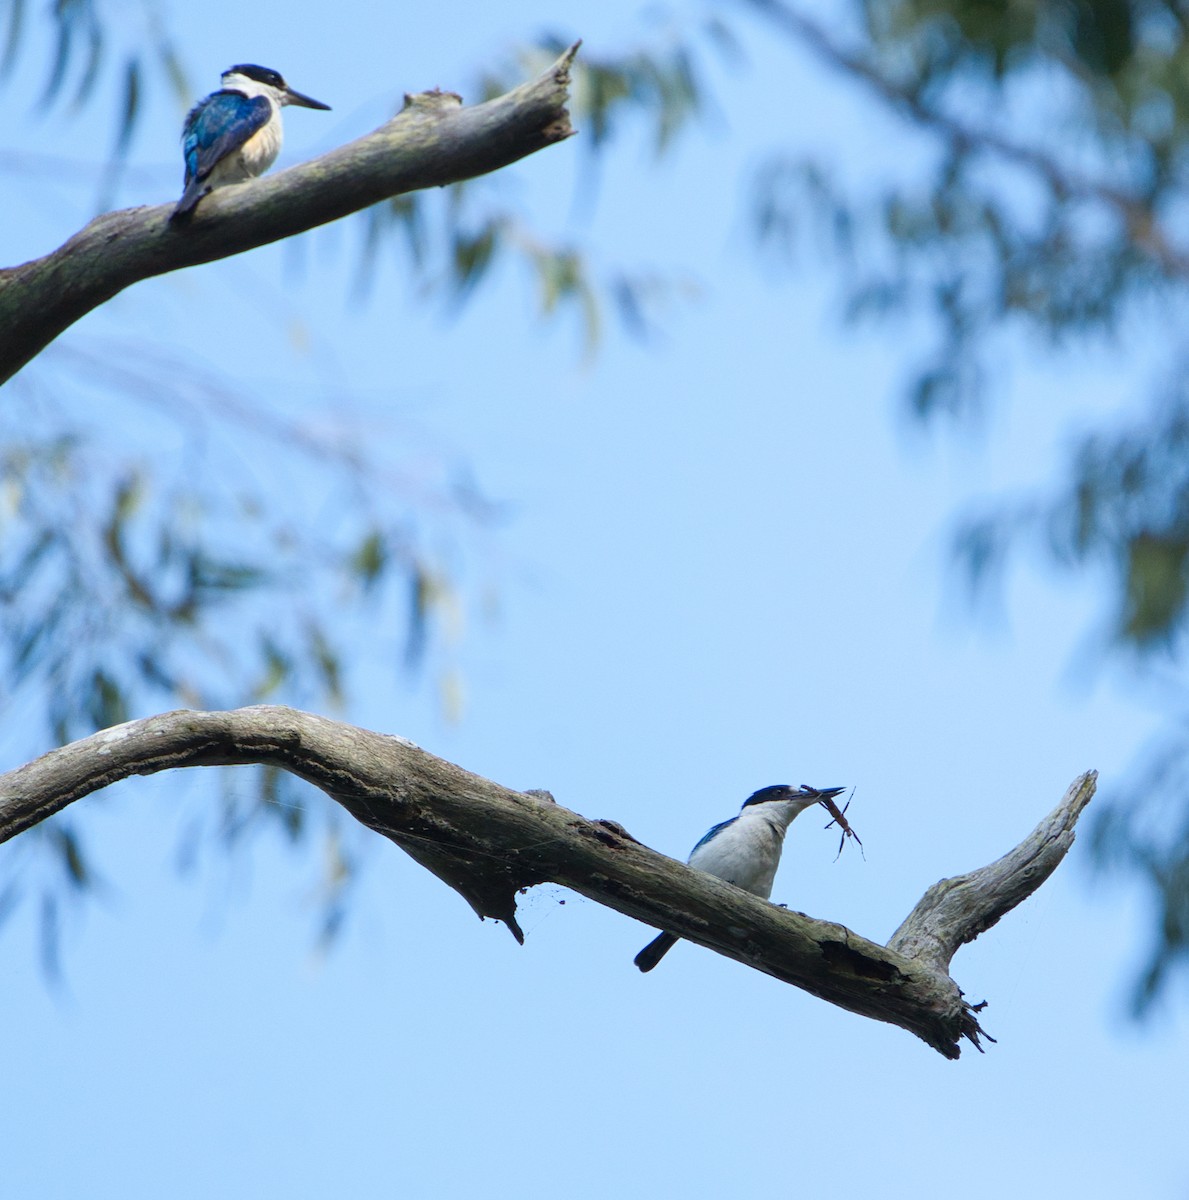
[634,783,845,972]
[171,64,330,221]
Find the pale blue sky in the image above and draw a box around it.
[2,2,1186,1197]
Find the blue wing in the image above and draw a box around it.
[689,816,737,857]
[182,91,271,185]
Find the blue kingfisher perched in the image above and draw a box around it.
[634,784,846,972]
[172,64,330,221]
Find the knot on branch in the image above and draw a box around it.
[400,88,464,115]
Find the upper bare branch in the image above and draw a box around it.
[0,43,580,384]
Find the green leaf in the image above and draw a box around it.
[86,668,127,729]
[1122,533,1188,643]
[111,56,140,162]
[69,8,101,111]
[308,623,343,706]
[349,529,387,590]
[0,0,25,78]
[253,636,291,699]
[39,892,61,984]
[53,826,90,890]
[405,567,433,670]
[451,220,500,298]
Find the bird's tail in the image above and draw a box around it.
[170,178,208,222]
[634,931,679,972]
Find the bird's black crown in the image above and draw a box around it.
[742,785,796,808]
[223,64,286,88]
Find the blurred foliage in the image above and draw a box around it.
[0,336,496,967]
[350,23,729,350]
[0,0,190,206]
[743,0,1189,1009]
[8,0,1189,1004]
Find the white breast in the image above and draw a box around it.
[237,115,283,178]
[688,813,785,898]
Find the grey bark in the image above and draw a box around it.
[0,44,580,384]
[0,704,1097,1059]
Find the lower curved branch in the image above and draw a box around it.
[0,705,1092,1058]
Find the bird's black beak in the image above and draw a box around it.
[809,786,846,809]
[796,785,844,803]
[284,87,331,110]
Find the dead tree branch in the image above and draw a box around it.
[0,705,1096,1059]
[888,773,1097,973]
[0,43,580,384]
